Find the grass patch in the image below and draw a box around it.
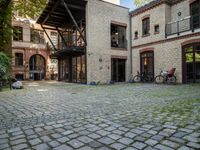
[153,99,200,127]
[1,84,10,92]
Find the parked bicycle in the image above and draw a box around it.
[132,71,153,83]
[154,68,177,84]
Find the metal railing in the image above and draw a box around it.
[165,14,200,37]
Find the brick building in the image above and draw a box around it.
[131,0,200,83]
[35,0,200,84]
[37,0,130,84]
[12,17,58,80]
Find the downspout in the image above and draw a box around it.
[129,14,133,76]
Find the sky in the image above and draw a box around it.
[120,0,136,11]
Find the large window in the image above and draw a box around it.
[13,26,23,41]
[183,43,200,83]
[15,53,23,67]
[50,32,58,47]
[142,17,150,36]
[31,29,45,44]
[190,0,200,29]
[111,24,126,48]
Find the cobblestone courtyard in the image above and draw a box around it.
[0,81,200,150]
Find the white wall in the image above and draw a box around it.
[103,0,120,5]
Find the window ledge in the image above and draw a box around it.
[154,32,159,35]
[15,66,24,68]
[142,33,150,38]
[111,47,127,51]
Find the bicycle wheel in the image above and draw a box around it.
[154,75,164,84]
[167,75,177,84]
[133,75,141,83]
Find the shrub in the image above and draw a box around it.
[0,52,10,81]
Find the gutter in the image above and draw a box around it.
[129,14,133,75]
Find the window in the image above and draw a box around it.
[134,31,138,39]
[111,24,126,48]
[15,53,23,67]
[31,29,45,44]
[140,51,154,81]
[154,25,159,33]
[50,32,58,47]
[190,0,200,29]
[13,26,23,41]
[142,17,150,36]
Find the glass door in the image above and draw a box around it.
[111,58,126,82]
[140,51,154,81]
[195,45,200,82]
[183,44,200,83]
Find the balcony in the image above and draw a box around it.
[165,14,200,37]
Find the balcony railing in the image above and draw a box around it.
[165,14,200,37]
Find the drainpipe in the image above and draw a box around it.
[129,14,133,76]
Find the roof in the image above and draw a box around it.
[130,0,184,17]
[37,0,87,28]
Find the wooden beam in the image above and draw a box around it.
[56,27,68,48]
[41,25,57,52]
[42,0,60,24]
[62,0,87,46]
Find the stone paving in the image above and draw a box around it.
[0,81,200,150]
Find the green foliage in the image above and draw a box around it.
[0,52,10,81]
[134,0,153,7]
[0,0,13,52]
[14,0,47,19]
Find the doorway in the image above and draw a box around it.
[183,43,200,83]
[140,51,154,80]
[58,54,86,83]
[29,54,46,80]
[111,58,126,82]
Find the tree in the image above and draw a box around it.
[0,52,10,81]
[134,0,153,7]
[14,0,47,19]
[0,0,13,52]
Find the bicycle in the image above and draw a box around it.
[132,71,153,83]
[154,68,177,84]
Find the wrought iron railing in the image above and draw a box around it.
[165,14,200,37]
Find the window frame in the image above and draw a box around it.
[30,29,45,44]
[13,26,23,41]
[154,24,159,34]
[134,31,138,39]
[142,17,150,36]
[111,23,127,49]
[15,53,24,67]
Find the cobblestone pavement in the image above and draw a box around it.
[0,81,200,150]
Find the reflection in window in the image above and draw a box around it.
[13,26,23,41]
[111,24,126,48]
[186,53,193,63]
[15,53,23,67]
[31,29,45,44]
[142,17,150,35]
[185,46,193,53]
[195,51,200,62]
